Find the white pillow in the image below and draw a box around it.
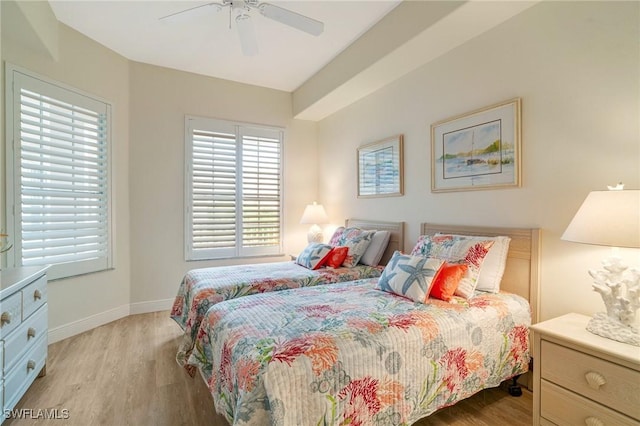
[359,230,391,266]
[436,233,511,293]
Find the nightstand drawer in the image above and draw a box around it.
[22,274,47,319]
[3,304,47,372]
[541,340,640,419]
[0,292,22,338]
[541,380,637,426]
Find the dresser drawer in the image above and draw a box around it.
[3,334,47,412]
[22,274,47,319]
[0,292,22,338]
[541,340,640,419]
[3,304,47,372]
[541,380,637,426]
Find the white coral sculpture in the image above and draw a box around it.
[589,257,640,331]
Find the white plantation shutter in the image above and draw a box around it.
[185,117,283,260]
[241,131,281,253]
[6,67,112,280]
[190,128,237,257]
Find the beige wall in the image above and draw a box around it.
[1,7,132,334]
[316,1,640,321]
[128,62,318,306]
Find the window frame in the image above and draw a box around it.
[5,64,114,280]
[184,115,284,261]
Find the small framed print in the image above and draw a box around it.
[357,135,404,198]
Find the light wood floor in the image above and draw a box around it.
[8,311,533,425]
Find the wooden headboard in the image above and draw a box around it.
[345,219,405,266]
[420,223,540,323]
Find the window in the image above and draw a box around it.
[5,65,112,280]
[185,116,283,260]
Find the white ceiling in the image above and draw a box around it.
[48,0,401,92]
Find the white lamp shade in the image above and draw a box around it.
[561,189,640,248]
[300,202,329,225]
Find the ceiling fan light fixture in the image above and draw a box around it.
[231,0,249,14]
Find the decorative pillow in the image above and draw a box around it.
[376,251,445,303]
[359,230,391,266]
[429,263,468,301]
[436,233,511,293]
[328,227,345,246]
[296,243,333,270]
[410,235,494,299]
[325,246,348,268]
[333,227,375,267]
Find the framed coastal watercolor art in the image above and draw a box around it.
[431,98,521,193]
[357,135,404,198]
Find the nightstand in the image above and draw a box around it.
[530,313,640,425]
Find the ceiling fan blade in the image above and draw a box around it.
[159,2,223,24]
[235,13,258,56]
[258,3,324,36]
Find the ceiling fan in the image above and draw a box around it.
[159,0,324,56]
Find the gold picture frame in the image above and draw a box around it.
[357,135,404,198]
[431,98,521,192]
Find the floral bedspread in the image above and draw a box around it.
[170,261,383,366]
[188,279,531,425]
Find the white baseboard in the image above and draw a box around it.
[129,298,173,315]
[48,304,130,344]
[48,298,174,344]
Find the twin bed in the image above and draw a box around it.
[171,220,540,425]
[171,219,404,367]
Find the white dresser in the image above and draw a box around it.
[531,313,640,426]
[0,266,49,423]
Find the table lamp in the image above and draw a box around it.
[300,202,329,243]
[561,184,640,346]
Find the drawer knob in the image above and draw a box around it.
[1,311,11,325]
[585,416,605,426]
[34,289,42,300]
[27,360,36,371]
[28,327,37,339]
[585,371,606,390]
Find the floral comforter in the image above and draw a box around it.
[188,279,531,425]
[170,261,383,366]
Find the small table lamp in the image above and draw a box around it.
[300,202,329,243]
[561,185,640,346]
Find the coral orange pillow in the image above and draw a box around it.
[325,247,349,268]
[429,263,468,301]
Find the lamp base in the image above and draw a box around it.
[586,312,640,347]
[307,225,323,244]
